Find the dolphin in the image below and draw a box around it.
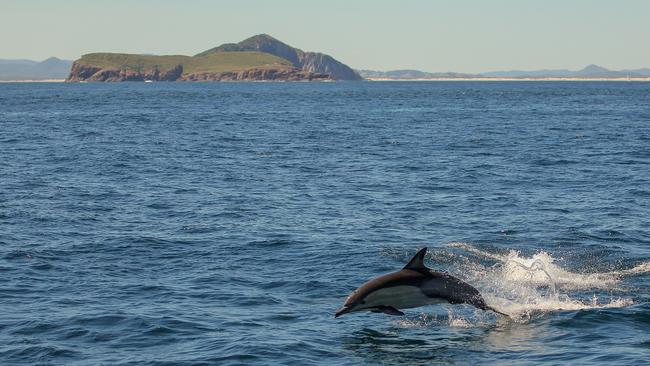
[335,247,507,318]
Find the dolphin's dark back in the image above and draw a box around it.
[420,270,491,310]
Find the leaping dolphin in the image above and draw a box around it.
[335,247,507,318]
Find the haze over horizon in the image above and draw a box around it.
[2,0,649,73]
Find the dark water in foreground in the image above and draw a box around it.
[1,82,649,365]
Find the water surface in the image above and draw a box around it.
[1,81,649,365]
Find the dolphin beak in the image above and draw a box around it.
[335,306,351,318]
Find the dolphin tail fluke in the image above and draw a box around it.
[485,306,510,318]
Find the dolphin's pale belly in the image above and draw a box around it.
[364,285,445,310]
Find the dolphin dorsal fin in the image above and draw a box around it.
[403,247,428,270]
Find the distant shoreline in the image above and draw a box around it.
[0,79,65,83]
[365,77,650,82]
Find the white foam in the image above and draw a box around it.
[448,242,650,290]
[443,242,646,323]
[393,309,490,328]
[447,316,473,328]
[446,308,488,328]
[615,260,650,276]
[393,312,439,328]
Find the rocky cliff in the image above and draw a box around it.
[180,68,330,81]
[300,52,361,81]
[67,62,184,82]
[67,61,330,82]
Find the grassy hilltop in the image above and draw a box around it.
[76,51,293,75]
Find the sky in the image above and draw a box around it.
[1,0,649,73]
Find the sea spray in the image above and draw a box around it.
[446,243,639,323]
[448,242,650,289]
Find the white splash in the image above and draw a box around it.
[443,242,647,323]
[394,312,439,328]
[446,308,483,328]
[448,242,650,290]
[393,308,490,328]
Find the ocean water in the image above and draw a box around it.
[1,81,649,365]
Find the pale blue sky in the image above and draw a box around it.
[1,0,648,72]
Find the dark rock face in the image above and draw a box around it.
[67,63,184,82]
[181,68,331,81]
[67,63,102,81]
[300,52,361,81]
[67,62,330,82]
[157,65,184,81]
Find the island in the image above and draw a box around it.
[66,34,362,82]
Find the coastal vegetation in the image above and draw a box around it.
[75,51,293,75]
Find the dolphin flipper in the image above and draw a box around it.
[371,306,405,316]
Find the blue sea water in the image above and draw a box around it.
[1,81,649,365]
